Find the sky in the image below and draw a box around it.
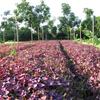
[0,0,100,23]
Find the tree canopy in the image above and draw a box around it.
[0,0,100,41]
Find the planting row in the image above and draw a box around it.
[0,41,74,99]
[61,40,100,91]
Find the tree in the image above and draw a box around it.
[8,17,17,41]
[58,3,78,39]
[48,19,57,38]
[95,16,100,38]
[14,10,19,42]
[84,8,93,19]
[62,3,71,16]
[1,10,10,42]
[34,0,51,40]
[5,17,15,41]
[82,8,94,39]
[51,26,57,38]
[48,19,54,33]
[14,0,37,41]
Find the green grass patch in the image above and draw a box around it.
[75,38,100,48]
[10,49,17,56]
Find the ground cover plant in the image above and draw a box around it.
[0,41,73,99]
[75,38,100,48]
[0,40,100,99]
[61,40,100,94]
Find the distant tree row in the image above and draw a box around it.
[0,0,100,42]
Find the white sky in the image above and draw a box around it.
[0,0,100,23]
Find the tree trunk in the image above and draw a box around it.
[42,27,44,40]
[3,32,5,42]
[68,28,71,40]
[38,27,40,40]
[45,33,47,40]
[14,29,16,42]
[92,16,95,44]
[16,25,19,42]
[68,32,70,40]
[31,24,33,41]
[15,16,19,42]
[80,22,82,42]
[73,30,76,40]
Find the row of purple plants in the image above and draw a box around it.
[61,40,100,92]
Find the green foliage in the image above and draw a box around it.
[82,18,92,32]
[82,30,92,38]
[15,0,32,22]
[10,49,17,56]
[19,27,31,41]
[0,38,3,43]
[34,0,51,24]
[51,26,57,38]
[1,21,15,41]
[58,3,79,40]
[0,31,3,43]
[62,3,71,16]
[56,33,67,40]
[47,33,54,40]
[75,37,100,48]
[95,16,100,38]
[0,0,100,41]
[83,8,93,19]
[93,36,100,45]
[82,37,100,46]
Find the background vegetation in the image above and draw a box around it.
[0,0,100,46]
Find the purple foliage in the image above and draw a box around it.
[61,40,100,91]
[0,40,100,99]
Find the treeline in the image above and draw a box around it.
[0,0,100,42]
